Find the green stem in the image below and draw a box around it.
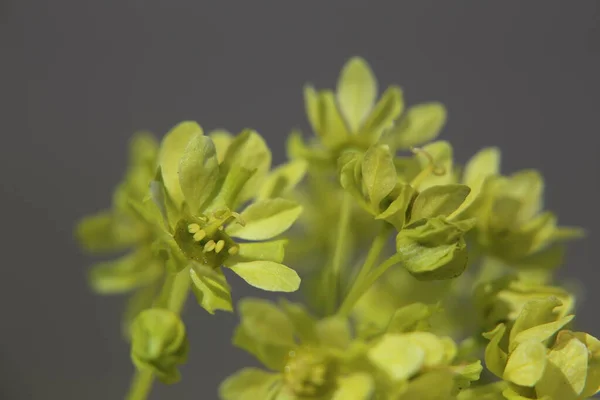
[338,224,391,316]
[325,192,353,315]
[125,267,191,400]
[126,370,154,400]
[338,252,403,316]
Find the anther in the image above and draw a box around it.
[203,240,216,252]
[188,223,200,233]
[193,230,206,242]
[228,246,239,255]
[215,240,225,253]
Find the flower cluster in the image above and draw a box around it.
[76,57,598,399]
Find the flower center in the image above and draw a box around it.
[283,347,337,397]
[173,208,244,267]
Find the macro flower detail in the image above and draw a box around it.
[130,308,188,384]
[128,122,304,314]
[288,57,446,170]
[482,295,600,399]
[74,56,596,400]
[220,298,375,400]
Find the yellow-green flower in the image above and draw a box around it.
[220,298,375,400]
[131,122,304,314]
[288,57,447,172]
[456,149,583,269]
[482,295,600,399]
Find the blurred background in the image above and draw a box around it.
[1,1,600,399]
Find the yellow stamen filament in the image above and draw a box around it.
[410,146,446,176]
[192,230,206,242]
[231,212,246,226]
[215,240,225,253]
[228,246,239,255]
[188,223,200,233]
[203,240,216,252]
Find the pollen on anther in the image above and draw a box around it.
[215,240,225,253]
[204,240,216,252]
[193,230,206,242]
[188,223,200,233]
[228,246,239,255]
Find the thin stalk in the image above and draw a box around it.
[338,224,391,316]
[325,192,353,315]
[338,252,403,316]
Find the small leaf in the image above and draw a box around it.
[158,121,203,207]
[361,85,404,140]
[76,211,139,252]
[178,133,220,213]
[230,240,288,264]
[219,368,280,400]
[511,315,574,352]
[228,261,300,292]
[386,303,434,333]
[368,334,425,381]
[390,102,447,149]
[319,90,350,147]
[336,57,377,133]
[88,250,162,294]
[304,85,322,137]
[278,299,319,344]
[208,129,233,163]
[396,370,456,400]
[316,316,352,350]
[503,340,547,387]
[189,265,232,314]
[483,323,508,378]
[234,298,295,370]
[226,199,303,240]
[463,147,501,189]
[220,129,272,205]
[536,334,589,399]
[258,160,307,200]
[332,373,374,400]
[410,184,471,221]
[376,183,416,230]
[362,145,397,210]
[510,297,564,347]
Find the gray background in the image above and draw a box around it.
[1,1,599,399]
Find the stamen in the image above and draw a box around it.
[231,212,246,226]
[203,240,216,252]
[218,226,224,231]
[188,223,200,233]
[215,240,225,253]
[193,230,206,242]
[410,146,447,176]
[228,246,239,255]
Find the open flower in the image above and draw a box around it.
[220,298,375,400]
[288,57,447,171]
[482,295,600,399]
[131,122,304,314]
